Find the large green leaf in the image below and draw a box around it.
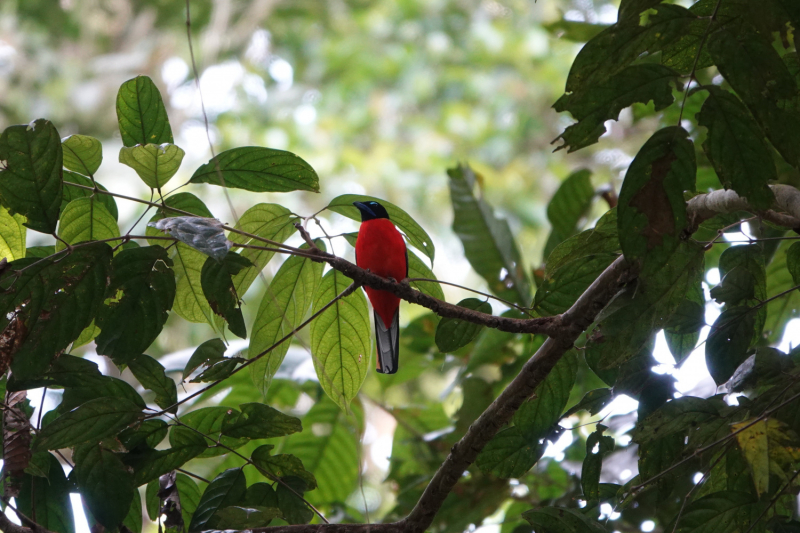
[706,307,757,385]
[62,171,119,221]
[116,75,173,147]
[56,197,120,251]
[617,126,696,272]
[633,396,721,444]
[765,241,800,342]
[276,477,314,525]
[221,403,302,439]
[708,28,800,169]
[327,194,435,264]
[434,298,492,352]
[544,208,620,275]
[554,65,678,152]
[447,164,531,305]
[190,146,319,192]
[128,426,208,485]
[534,253,618,316]
[565,4,695,91]
[122,484,143,533]
[0,243,112,379]
[0,205,26,260]
[201,251,253,338]
[513,351,578,439]
[61,134,102,176]
[664,281,705,364]
[74,444,135,530]
[95,246,176,363]
[251,446,317,489]
[406,249,445,301]
[176,473,203,529]
[474,426,544,479]
[183,338,227,378]
[170,406,248,459]
[581,426,615,500]
[696,86,776,210]
[33,397,143,451]
[17,454,75,533]
[249,244,325,394]
[128,354,178,413]
[523,506,608,533]
[119,143,185,189]
[188,468,247,532]
[226,202,298,298]
[0,119,63,233]
[310,269,371,411]
[283,397,361,504]
[674,491,765,533]
[545,169,595,247]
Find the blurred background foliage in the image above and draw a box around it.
[0,0,747,532]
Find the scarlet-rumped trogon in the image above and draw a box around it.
[354,201,407,374]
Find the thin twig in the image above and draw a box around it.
[405,277,534,315]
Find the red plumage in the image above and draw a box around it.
[355,217,407,374]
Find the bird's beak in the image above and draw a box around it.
[353,201,377,220]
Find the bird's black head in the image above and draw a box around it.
[353,201,390,222]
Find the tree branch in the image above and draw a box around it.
[687,184,800,232]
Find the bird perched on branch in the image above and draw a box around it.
[354,200,408,374]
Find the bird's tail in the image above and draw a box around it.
[374,309,399,374]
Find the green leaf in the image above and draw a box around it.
[62,171,119,221]
[128,354,178,413]
[61,134,102,176]
[675,491,764,533]
[283,396,360,504]
[56,197,120,251]
[447,164,531,304]
[119,419,169,451]
[618,0,664,20]
[0,243,112,379]
[170,407,247,458]
[190,146,320,192]
[226,202,298,298]
[189,356,243,383]
[696,86,776,210]
[184,338,227,378]
[188,468,246,532]
[17,454,75,533]
[545,169,595,248]
[146,192,213,246]
[710,267,756,305]
[664,283,705,363]
[34,397,142,451]
[406,249,445,301]
[708,29,800,169]
[565,4,695,91]
[123,484,143,533]
[327,194,435,264]
[215,506,282,529]
[74,444,135,529]
[119,143,185,189]
[201,251,253,338]
[310,269,371,412]
[565,388,613,417]
[434,298,492,352]
[221,403,302,439]
[249,241,325,394]
[251,445,317,489]
[176,473,203,529]
[246,482,279,508]
[633,396,721,443]
[523,506,608,533]
[513,352,578,440]
[731,419,772,497]
[534,253,618,316]
[0,119,63,233]
[581,425,615,500]
[787,242,800,285]
[116,75,173,147]
[545,208,619,275]
[475,426,544,479]
[554,65,678,152]
[128,427,207,485]
[95,245,176,363]
[173,243,217,326]
[0,205,26,261]
[706,307,757,386]
[277,477,314,525]
[617,127,695,270]
[57,375,146,413]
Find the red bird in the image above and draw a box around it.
[354,201,407,374]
